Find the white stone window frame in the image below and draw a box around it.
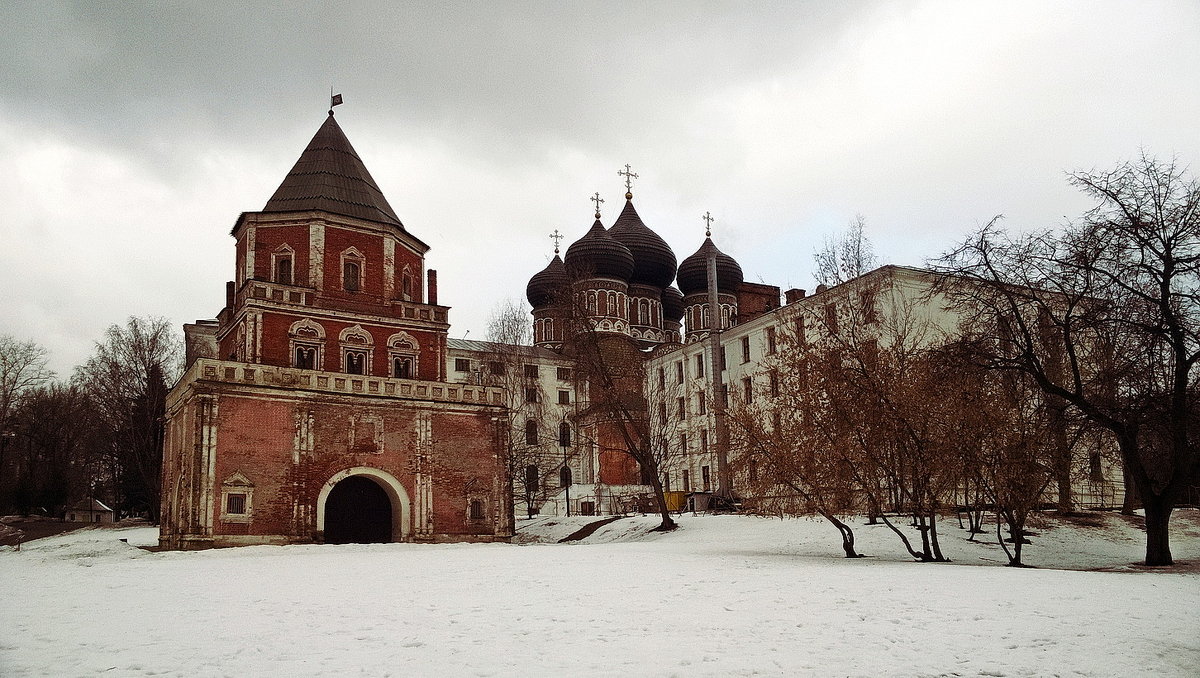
[341,247,366,293]
[272,244,295,286]
[288,319,326,370]
[387,331,420,378]
[220,471,255,524]
[401,264,415,301]
[340,324,374,375]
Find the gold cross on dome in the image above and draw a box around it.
[702,211,714,237]
[590,192,604,218]
[550,229,564,254]
[618,163,639,193]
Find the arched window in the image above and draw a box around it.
[525,420,538,446]
[558,422,571,447]
[345,351,366,375]
[341,247,365,293]
[339,325,374,375]
[272,244,295,286]
[288,319,325,370]
[525,465,539,493]
[386,331,419,379]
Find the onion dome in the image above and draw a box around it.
[526,254,568,308]
[608,196,677,288]
[661,286,685,323]
[677,238,743,295]
[564,218,635,281]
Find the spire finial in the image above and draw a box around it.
[702,211,714,238]
[590,192,605,219]
[550,229,563,254]
[618,163,638,198]
[329,88,343,116]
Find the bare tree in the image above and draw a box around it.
[75,316,182,521]
[814,214,879,288]
[934,155,1200,566]
[0,336,53,511]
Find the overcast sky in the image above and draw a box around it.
[3,1,1199,375]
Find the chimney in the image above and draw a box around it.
[784,288,806,304]
[427,269,438,305]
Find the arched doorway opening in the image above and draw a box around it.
[316,467,411,544]
[324,476,392,544]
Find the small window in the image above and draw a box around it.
[559,466,572,488]
[769,370,780,397]
[658,402,667,423]
[295,346,317,369]
[697,391,706,415]
[677,397,686,419]
[558,422,571,447]
[695,354,705,378]
[743,377,753,403]
[558,390,570,405]
[663,474,671,492]
[455,358,471,372]
[796,315,808,345]
[861,291,877,324]
[276,257,293,285]
[345,350,367,375]
[402,274,413,298]
[766,327,777,354]
[393,357,413,378]
[702,466,711,491]
[679,432,687,453]
[741,336,751,363]
[700,428,708,453]
[525,387,539,403]
[469,499,485,520]
[524,465,539,493]
[525,420,538,445]
[824,304,838,334]
[682,470,691,493]
[344,260,361,292]
[676,361,685,383]
[557,367,572,381]
[489,361,505,376]
[657,367,665,390]
[524,364,539,378]
[226,493,247,515]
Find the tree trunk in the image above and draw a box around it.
[1142,497,1173,566]
[820,510,863,558]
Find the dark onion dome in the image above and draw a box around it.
[677,238,744,295]
[607,197,677,288]
[563,218,635,281]
[526,254,568,308]
[661,286,685,322]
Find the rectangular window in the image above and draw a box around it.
[657,367,666,389]
[677,397,686,419]
[702,466,711,491]
[469,499,485,520]
[558,390,570,405]
[525,420,538,445]
[769,370,780,398]
[558,423,571,447]
[663,474,671,492]
[455,358,471,372]
[226,494,246,515]
[679,432,687,453]
[743,377,753,403]
[766,327,777,354]
[861,291,878,324]
[525,387,539,403]
[557,367,572,381]
[697,391,706,415]
[658,402,667,423]
[796,315,807,345]
[700,428,708,454]
[488,361,505,375]
[676,361,685,383]
[824,304,839,334]
[741,336,751,363]
[695,354,705,378]
[524,364,539,378]
[276,257,292,286]
[344,260,361,292]
[682,471,691,493]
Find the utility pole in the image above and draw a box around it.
[702,212,733,502]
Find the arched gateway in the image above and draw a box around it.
[316,467,411,544]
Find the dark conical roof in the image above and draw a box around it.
[661,286,685,322]
[608,197,677,288]
[263,113,404,227]
[526,254,568,308]
[564,218,635,281]
[677,238,743,295]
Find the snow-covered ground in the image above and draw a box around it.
[2,511,1198,677]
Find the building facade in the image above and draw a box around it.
[160,112,513,549]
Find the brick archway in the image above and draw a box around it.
[316,467,411,543]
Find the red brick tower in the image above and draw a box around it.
[160,111,512,549]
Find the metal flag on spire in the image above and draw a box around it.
[549,229,563,254]
[618,163,638,196]
[590,192,604,218]
[329,88,343,114]
[702,211,714,237]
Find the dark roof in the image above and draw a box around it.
[564,218,635,281]
[661,286,685,322]
[608,197,677,288]
[677,237,744,295]
[263,112,405,228]
[526,254,569,308]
